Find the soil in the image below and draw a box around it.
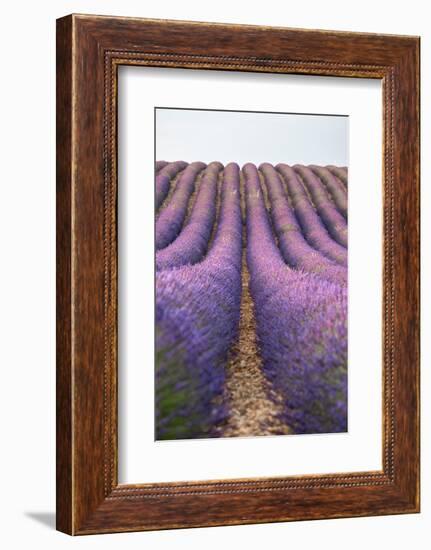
[222,252,290,438]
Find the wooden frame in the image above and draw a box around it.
[56,14,420,535]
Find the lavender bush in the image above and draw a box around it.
[293,165,347,247]
[155,160,188,211]
[155,163,242,439]
[309,165,347,218]
[326,165,348,188]
[155,161,208,250]
[243,163,347,434]
[276,163,347,266]
[259,163,347,286]
[155,160,169,173]
[156,162,222,271]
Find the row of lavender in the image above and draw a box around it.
[155,164,242,439]
[155,161,348,439]
[245,164,347,434]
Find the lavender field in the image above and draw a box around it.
[155,160,348,440]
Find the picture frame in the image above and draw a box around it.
[56,13,420,535]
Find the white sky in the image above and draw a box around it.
[156,108,348,167]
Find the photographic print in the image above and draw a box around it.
[155,107,348,441]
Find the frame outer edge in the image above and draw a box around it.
[393,38,420,510]
[56,14,74,535]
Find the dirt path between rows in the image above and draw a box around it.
[221,252,290,438]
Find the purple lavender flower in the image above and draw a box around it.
[293,164,347,247]
[276,164,347,266]
[156,162,223,271]
[155,160,169,173]
[326,165,348,189]
[243,163,347,434]
[155,163,242,440]
[259,163,347,286]
[155,159,347,439]
[309,165,347,218]
[155,161,208,250]
[155,160,188,212]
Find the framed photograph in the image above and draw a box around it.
[56,14,420,534]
